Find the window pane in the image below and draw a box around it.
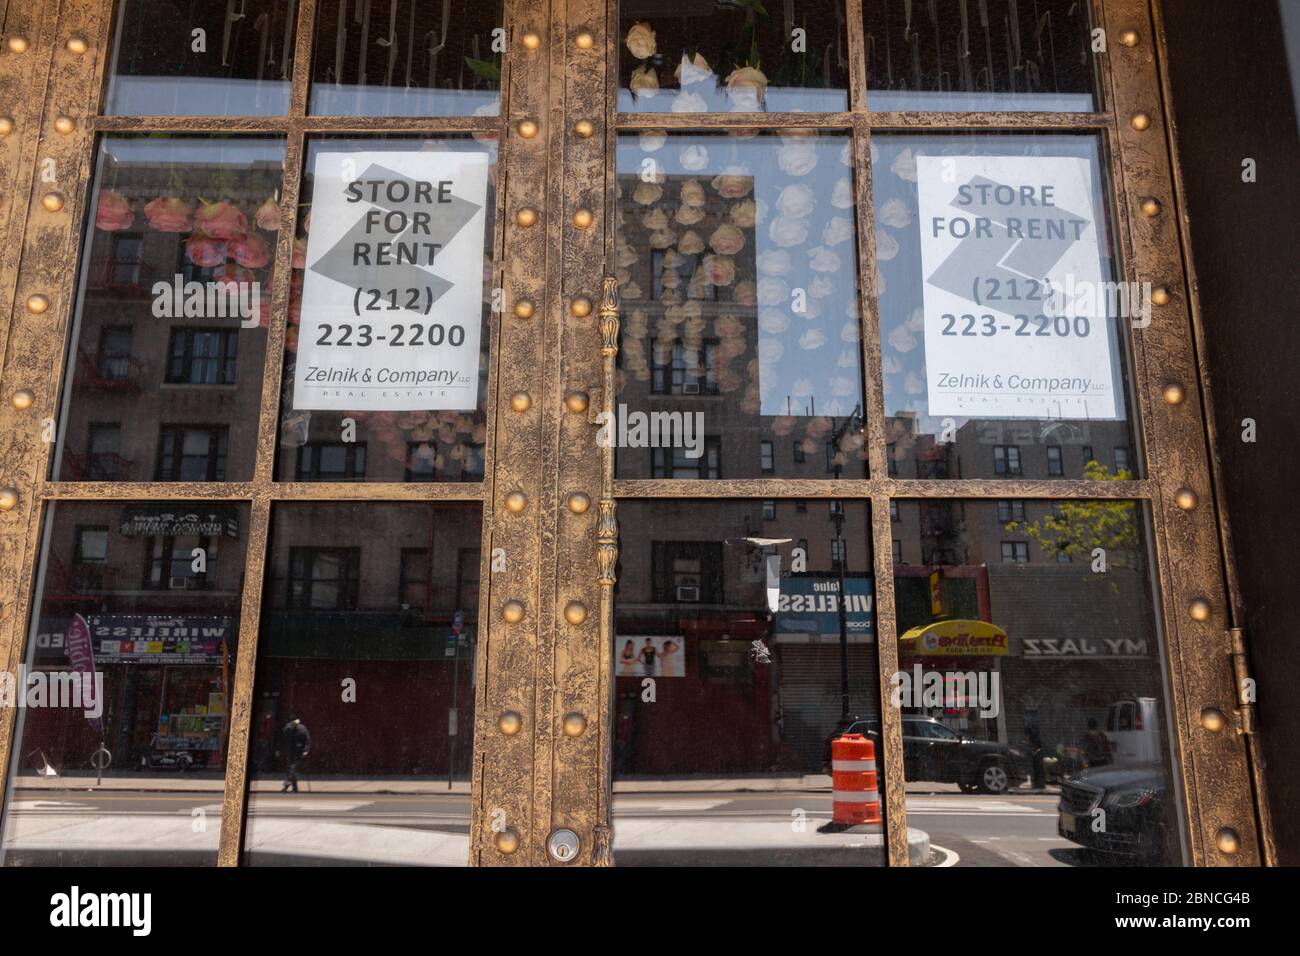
[892,499,1184,865]
[614,500,893,865]
[54,136,285,483]
[618,0,850,113]
[615,130,867,480]
[309,0,502,117]
[871,134,1140,480]
[276,136,495,482]
[243,503,482,865]
[863,0,1098,112]
[105,0,296,116]
[1,502,250,866]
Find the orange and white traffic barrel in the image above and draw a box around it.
[831,733,881,825]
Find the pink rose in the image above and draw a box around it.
[194,200,249,240]
[255,196,280,231]
[143,196,193,233]
[229,233,271,269]
[702,254,736,286]
[186,234,227,268]
[95,190,134,232]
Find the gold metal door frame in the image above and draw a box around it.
[0,0,1269,867]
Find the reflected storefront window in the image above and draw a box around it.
[54,136,286,483]
[891,498,1184,865]
[863,0,1099,112]
[615,131,868,480]
[309,0,502,117]
[618,0,850,113]
[276,136,496,483]
[242,503,482,866]
[870,133,1140,480]
[0,502,250,866]
[105,0,297,116]
[612,500,895,865]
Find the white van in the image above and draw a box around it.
[1105,697,1161,766]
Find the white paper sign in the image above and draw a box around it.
[293,149,489,411]
[916,155,1119,419]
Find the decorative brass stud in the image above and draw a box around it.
[515,207,538,227]
[495,827,521,854]
[1200,706,1227,733]
[1139,197,1162,218]
[510,391,532,413]
[572,208,594,229]
[1150,285,1171,306]
[6,36,29,54]
[562,713,587,737]
[513,299,535,319]
[26,293,50,315]
[53,115,76,135]
[517,118,539,139]
[1174,488,1198,511]
[564,390,589,413]
[1162,383,1186,405]
[0,488,18,511]
[1188,598,1212,622]
[0,116,13,137]
[566,492,591,514]
[1119,29,1139,47]
[498,711,523,735]
[66,36,89,55]
[575,31,594,50]
[1214,827,1241,855]
[564,601,588,625]
[521,31,541,50]
[570,295,593,318]
[41,192,65,212]
[574,119,595,138]
[1129,111,1152,131]
[504,490,528,513]
[11,388,35,411]
[502,599,525,624]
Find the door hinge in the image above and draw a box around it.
[1225,627,1256,736]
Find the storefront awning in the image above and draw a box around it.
[899,619,1008,656]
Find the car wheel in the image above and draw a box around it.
[957,781,979,794]
[979,761,1010,794]
[177,754,193,773]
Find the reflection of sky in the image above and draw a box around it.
[865,90,1093,112]
[619,85,847,114]
[311,88,498,117]
[106,78,290,117]
[102,137,287,166]
[616,132,863,419]
[870,134,1129,438]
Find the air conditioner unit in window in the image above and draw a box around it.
[681,381,701,395]
[675,585,701,603]
[168,575,197,590]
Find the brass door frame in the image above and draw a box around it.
[0,0,1268,867]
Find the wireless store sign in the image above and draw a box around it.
[916,155,1121,420]
[294,149,489,411]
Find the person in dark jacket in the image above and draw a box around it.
[279,716,311,793]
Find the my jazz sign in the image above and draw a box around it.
[917,155,1121,420]
[294,149,489,411]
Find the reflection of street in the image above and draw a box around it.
[901,786,1080,866]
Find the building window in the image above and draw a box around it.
[1114,446,1131,474]
[110,232,144,286]
[997,499,1026,523]
[456,548,482,613]
[892,540,902,563]
[994,445,1022,475]
[1056,549,1073,564]
[762,500,776,520]
[75,526,109,564]
[1082,445,1094,466]
[1046,445,1064,476]
[793,443,806,463]
[156,426,228,480]
[86,423,123,480]
[145,535,217,589]
[297,442,367,481]
[760,440,774,473]
[795,499,807,513]
[830,538,846,568]
[1001,541,1030,563]
[97,326,134,379]
[289,547,361,610]
[829,500,844,517]
[166,328,239,384]
[651,541,723,604]
[890,500,899,522]
[887,443,899,477]
[825,441,837,472]
[651,339,719,395]
[797,538,809,556]
[399,548,430,612]
[652,438,721,479]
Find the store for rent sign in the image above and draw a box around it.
[294,149,489,411]
[916,155,1121,420]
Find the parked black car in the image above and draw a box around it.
[823,715,1027,794]
[1057,765,1166,862]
